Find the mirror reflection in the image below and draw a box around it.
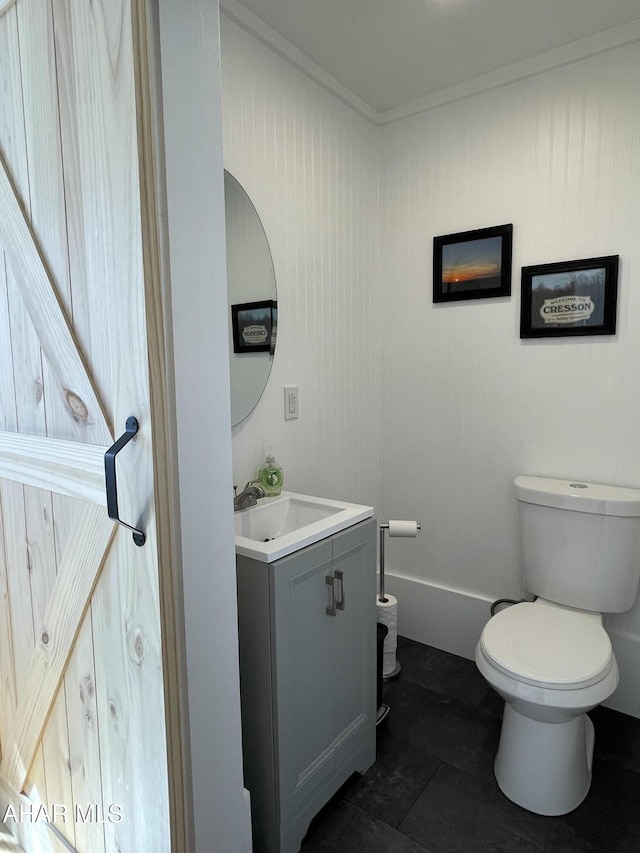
[224,171,277,426]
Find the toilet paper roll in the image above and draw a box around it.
[383,648,396,677]
[388,520,419,538]
[377,594,398,677]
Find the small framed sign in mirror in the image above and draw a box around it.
[231,299,277,353]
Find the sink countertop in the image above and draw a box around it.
[234,490,374,563]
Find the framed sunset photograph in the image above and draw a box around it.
[433,223,513,303]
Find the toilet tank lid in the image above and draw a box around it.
[515,476,640,517]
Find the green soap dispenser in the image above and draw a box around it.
[259,448,284,496]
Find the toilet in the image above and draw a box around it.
[476,475,640,816]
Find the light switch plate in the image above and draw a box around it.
[284,386,299,419]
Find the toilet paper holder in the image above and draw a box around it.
[378,520,421,601]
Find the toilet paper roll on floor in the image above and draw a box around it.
[377,594,398,678]
[388,520,419,537]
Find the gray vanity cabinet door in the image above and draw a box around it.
[270,538,337,824]
[330,522,376,771]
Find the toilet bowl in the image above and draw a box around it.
[475,598,619,815]
[478,600,618,721]
[476,599,618,815]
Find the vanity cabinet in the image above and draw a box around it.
[236,518,376,853]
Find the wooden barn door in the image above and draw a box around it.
[0,1,181,851]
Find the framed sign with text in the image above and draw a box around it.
[231,300,277,353]
[520,256,618,338]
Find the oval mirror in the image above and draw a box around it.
[224,171,277,426]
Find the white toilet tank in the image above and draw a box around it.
[515,476,640,613]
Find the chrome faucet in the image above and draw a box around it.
[234,480,265,511]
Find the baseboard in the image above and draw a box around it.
[383,572,640,719]
[382,573,493,660]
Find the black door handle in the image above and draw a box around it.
[104,416,145,546]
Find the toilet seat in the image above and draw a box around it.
[480,602,613,690]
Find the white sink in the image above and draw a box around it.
[234,491,374,563]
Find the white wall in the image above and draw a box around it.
[221,18,381,510]
[220,19,640,715]
[379,43,640,714]
[158,2,249,849]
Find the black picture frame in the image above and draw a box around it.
[433,223,513,303]
[231,299,277,353]
[520,256,618,339]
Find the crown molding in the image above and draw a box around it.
[382,20,640,124]
[220,0,379,124]
[220,2,640,127]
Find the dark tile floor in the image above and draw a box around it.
[300,636,640,853]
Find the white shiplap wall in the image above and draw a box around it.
[221,18,640,713]
[379,43,640,712]
[221,17,381,509]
